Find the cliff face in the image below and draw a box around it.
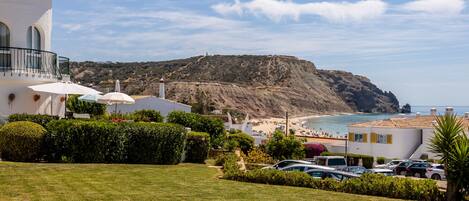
[71,55,399,118]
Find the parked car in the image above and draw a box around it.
[341,166,368,175]
[374,160,404,170]
[262,160,312,170]
[314,156,347,169]
[306,169,359,181]
[425,164,446,180]
[368,168,395,176]
[393,161,414,175]
[406,162,430,178]
[280,164,335,172]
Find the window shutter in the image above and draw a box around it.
[387,134,393,144]
[371,133,377,143]
[348,132,355,141]
[363,133,368,143]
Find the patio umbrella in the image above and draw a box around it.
[97,80,135,113]
[78,94,103,103]
[28,81,101,116]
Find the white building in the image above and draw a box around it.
[347,108,469,160]
[107,79,191,117]
[0,0,69,120]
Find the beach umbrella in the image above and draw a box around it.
[78,94,103,103]
[97,80,135,113]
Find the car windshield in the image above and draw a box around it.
[277,161,292,168]
[391,161,400,165]
[328,159,345,166]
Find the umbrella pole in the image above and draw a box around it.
[64,94,67,118]
[115,104,118,114]
[50,95,53,116]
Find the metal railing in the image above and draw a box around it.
[0,46,68,79]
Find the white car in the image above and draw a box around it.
[374,160,404,170]
[280,164,335,172]
[368,168,395,176]
[425,164,445,180]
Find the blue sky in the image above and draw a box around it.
[52,0,469,106]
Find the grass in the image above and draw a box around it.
[0,162,401,201]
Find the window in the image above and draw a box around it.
[328,158,346,166]
[27,26,41,50]
[308,171,324,179]
[377,134,387,144]
[0,22,9,47]
[354,133,367,142]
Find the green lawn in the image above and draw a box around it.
[0,162,401,201]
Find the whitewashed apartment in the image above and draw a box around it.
[347,108,469,160]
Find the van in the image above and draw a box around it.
[314,156,347,169]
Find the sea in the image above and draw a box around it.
[303,106,469,137]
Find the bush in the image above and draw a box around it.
[377,157,386,165]
[185,132,210,163]
[66,95,106,116]
[265,130,305,160]
[304,143,328,158]
[321,152,374,169]
[243,147,275,164]
[45,120,126,163]
[8,114,59,127]
[122,122,187,164]
[167,111,225,148]
[132,110,164,122]
[0,121,46,161]
[227,131,254,154]
[222,157,444,201]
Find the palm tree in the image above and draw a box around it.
[429,114,469,201]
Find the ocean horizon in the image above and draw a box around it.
[304,106,469,137]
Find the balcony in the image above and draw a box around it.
[0,47,69,80]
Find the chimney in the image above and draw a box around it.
[465,112,469,119]
[445,107,454,115]
[416,112,421,118]
[430,108,437,116]
[159,78,165,99]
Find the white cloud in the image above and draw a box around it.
[60,23,82,32]
[402,0,465,15]
[212,0,388,22]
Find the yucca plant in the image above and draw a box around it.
[430,114,469,201]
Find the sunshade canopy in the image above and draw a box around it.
[28,82,101,95]
[97,92,135,105]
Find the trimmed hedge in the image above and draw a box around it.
[0,121,46,162]
[185,132,210,163]
[223,157,444,201]
[321,152,374,169]
[122,122,187,164]
[132,110,164,122]
[45,120,187,164]
[45,120,126,163]
[8,114,59,127]
[167,111,225,148]
[66,95,106,116]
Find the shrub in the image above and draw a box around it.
[66,95,106,116]
[227,131,254,154]
[0,121,46,162]
[243,147,275,164]
[167,111,225,148]
[304,143,328,158]
[8,114,59,127]
[377,157,386,165]
[265,130,305,160]
[132,110,164,122]
[321,152,374,169]
[185,132,210,163]
[123,122,187,164]
[45,120,126,163]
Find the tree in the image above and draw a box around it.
[429,114,469,201]
[265,130,305,160]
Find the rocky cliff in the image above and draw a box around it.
[71,55,399,118]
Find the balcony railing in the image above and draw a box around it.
[0,47,68,79]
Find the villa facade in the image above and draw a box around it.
[0,0,69,119]
[347,108,469,160]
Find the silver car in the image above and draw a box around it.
[262,160,312,170]
[425,164,445,180]
[280,164,335,172]
[374,160,404,170]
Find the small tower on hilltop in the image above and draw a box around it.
[159,77,165,99]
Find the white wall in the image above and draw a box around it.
[348,126,422,159]
[0,0,52,50]
[107,96,191,117]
